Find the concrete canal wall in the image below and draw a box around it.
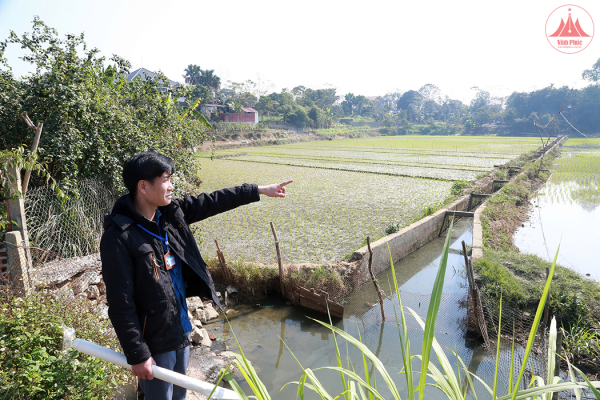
[349,189,489,286]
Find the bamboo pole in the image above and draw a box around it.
[269,221,285,298]
[366,237,385,322]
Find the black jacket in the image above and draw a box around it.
[100,184,259,365]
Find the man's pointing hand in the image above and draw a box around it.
[258,180,293,198]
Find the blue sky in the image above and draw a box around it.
[1,0,599,103]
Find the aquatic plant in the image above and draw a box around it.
[217,224,600,399]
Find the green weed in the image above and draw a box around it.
[0,290,131,399]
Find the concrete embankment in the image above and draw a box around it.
[349,185,492,286]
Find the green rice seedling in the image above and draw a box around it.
[195,136,535,264]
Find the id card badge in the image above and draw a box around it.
[164,252,176,270]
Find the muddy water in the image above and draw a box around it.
[514,182,600,281]
[201,220,506,399]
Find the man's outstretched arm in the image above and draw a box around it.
[175,180,293,225]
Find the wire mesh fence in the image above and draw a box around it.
[24,179,119,260]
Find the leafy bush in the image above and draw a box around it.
[0,289,132,399]
[384,222,400,235]
[0,18,207,193]
[450,179,470,196]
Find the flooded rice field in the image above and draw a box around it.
[514,138,600,281]
[195,136,537,264]
[201,220,536,399]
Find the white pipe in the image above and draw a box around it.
[73,338,240,400]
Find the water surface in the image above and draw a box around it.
[201,220,515,399]
[514,182,600,281]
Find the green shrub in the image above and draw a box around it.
[384,222,400,235]
[450,179,470,196]
[0,289,131,399]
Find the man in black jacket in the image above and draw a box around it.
[100,151,291,400]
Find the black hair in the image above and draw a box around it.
[122,151,176,198]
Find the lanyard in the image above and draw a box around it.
[137,224,169,253]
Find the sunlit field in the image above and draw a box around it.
[543,138,600,206]
[194,136,539,263]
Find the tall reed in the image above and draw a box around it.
[215,224,600,399]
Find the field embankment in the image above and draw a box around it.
[198,126,380,152]
[472,136,600,373]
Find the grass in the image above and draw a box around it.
[482,181,531,250]
[478,144,600,327]
[216,222,600,399]
[312,126,379,137]
[562,318,600,365]
[474,250,600,327]
[205,258,349,302]
[481,155,555,251]
[206,258,280,294]
[192,158,453,264]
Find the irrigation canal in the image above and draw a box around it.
[200,219,519,399]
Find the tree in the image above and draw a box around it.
[418,84,442,105]
[342,93,356,115]
[0,18,206,192]
[291,85,307,100]
[582,57,600,84]
[397,90,422,111]
[255,96,279,116]
[308,105,324,128]
[199,69,221,90]
[283,105,309,127]
[354,95,369,115]
[303,88,339,110]
[183,64,201,85]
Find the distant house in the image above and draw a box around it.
[126,67,181,91]
[216,107,259,125]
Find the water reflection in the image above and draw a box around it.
[203,219,529,399]
[514,181,600,281]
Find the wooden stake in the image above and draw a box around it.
[214,239,232,282]
[20,112,44,194]
[367,237,385,322]
[462,241,474,291]
[270,221,285,298]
